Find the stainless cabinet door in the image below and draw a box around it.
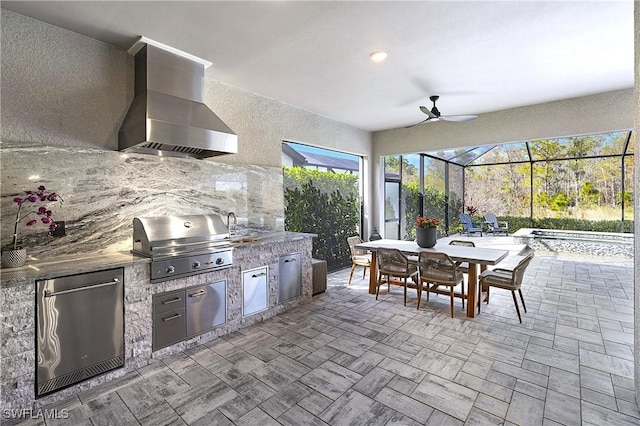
[279,252,301,303]
[186,280,226,337]
[36,268,124,394]
[242,266,268,317]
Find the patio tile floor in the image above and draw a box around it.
[14,250,637,425]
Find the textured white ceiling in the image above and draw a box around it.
[1,1,634,132]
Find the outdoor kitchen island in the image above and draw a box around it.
[0,231,314,412]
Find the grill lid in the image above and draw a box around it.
[133,214,230,257]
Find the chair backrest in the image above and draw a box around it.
[511,252,535,287]
[377,247,409,274]
[449,240,475,247]
[418,251,458,283]
[459,213,476,228]
[484,213,499,227]
[347,236,365,259]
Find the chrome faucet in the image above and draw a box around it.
[227,212,237,237]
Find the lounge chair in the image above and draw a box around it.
[484,213,509,235]
[458,213,483,236]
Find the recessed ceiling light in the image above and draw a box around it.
[369,51,388,63]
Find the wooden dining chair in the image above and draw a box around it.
[478,252,534,323]
[346,236,371,285]
[417,251,464,317]
[448,240,475,274]
[376,247,419,306]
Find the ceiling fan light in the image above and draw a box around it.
[369,50,387,63]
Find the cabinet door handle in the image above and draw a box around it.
[44,278,120,298]
[162,313,182,322]
[188,290,207,298]
[284,258,297,263]
[252,272,267,278]
[162,297,182,305]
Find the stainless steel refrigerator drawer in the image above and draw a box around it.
[153,307,186,350]
[36,268,124,397]
[186,280,226,337]
[154,289,186,314]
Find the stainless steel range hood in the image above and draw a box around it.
[118,42,237,159]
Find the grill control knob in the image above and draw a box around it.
[166,265,175,274]
[193,261,202,269]
[216,258,224,265]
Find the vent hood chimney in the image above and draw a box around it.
[118,40,238,159]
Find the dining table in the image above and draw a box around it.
[354,239,510,318]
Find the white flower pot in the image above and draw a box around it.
[2,248,27,268]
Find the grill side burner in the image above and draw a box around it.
[132,214,234,282]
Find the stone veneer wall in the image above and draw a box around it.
[1,236,313,411]
[0,144,284,257]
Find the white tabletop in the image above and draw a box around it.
[355,239,509,265]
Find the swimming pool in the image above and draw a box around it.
[513,228,633,258]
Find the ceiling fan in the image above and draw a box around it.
[407,95,478,127]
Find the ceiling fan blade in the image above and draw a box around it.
[439,114,478,122]
[405,117,432,128]
[419,105,437,118]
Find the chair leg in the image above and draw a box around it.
[363,266,368,280]
[518,289,527,313]
[375,271,382,300]
[511,290,522,323]
[417,282,423,310]
[348,263,356,285]
[449,286,454,318]
[461,281,465,309]
[403,278,407,306]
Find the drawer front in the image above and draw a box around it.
[154,289,186,314]
[153,308,186,351]
[186,280,227,337]
[242,266,268,317]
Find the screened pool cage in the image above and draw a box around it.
[384,131,634,240]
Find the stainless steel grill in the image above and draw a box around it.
[132,214,234,282]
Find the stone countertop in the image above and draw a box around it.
[0,252,149,287]
[0,231,316,287]
[229,231,316,248]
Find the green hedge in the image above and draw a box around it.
[496,216,633,234]
[284,167,359,271]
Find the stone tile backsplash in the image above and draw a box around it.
[1,143,284,257]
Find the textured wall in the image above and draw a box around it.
[0,10,132,149]
[0,10,374,255]
[204,78,372,167]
